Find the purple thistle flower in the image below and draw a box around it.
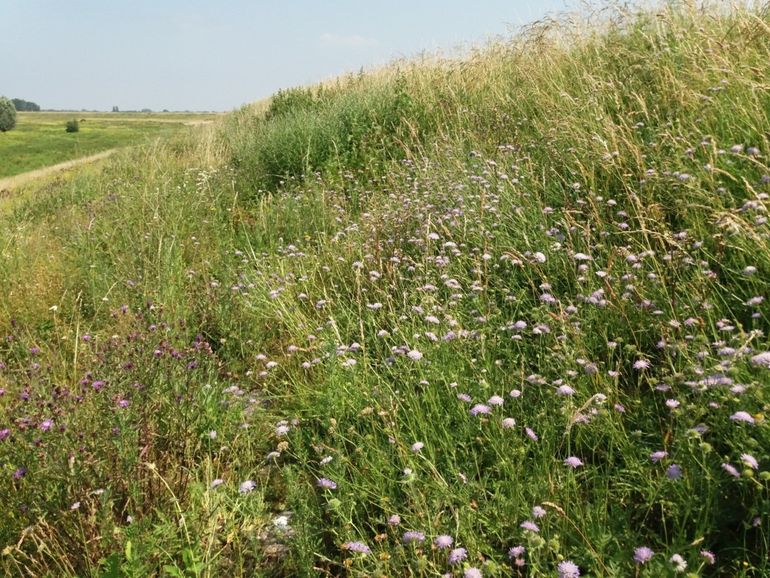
[448,547,468,565]
[317,477,337,490]
[634,546,654,564]
[342,541,371,554]
[558,560,581,578]
[520,520,540,533]
[564,456,583,468]
[730,411,755,424]
[39,419,53,432]
[0,428,10,441]
[434,535,454,549]
[402,530,425,544]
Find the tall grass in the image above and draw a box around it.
[2,2,770,576]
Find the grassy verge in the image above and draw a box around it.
[2,3,770,577]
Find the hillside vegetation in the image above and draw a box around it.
[2,3,770,576]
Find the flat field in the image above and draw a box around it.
[0,111,220,179]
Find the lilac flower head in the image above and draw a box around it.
[464,568,482,578]
[407,349,423,361]
[239,480,256,493]
[633,359,651,370]
[448,547,468,565]
[750,351,770,368]
[532,505,546,518]
[722,463,740,478]
[650,451,668,463]
[564,456,583,468]
[508,545,525,559]
[558,560,581,578]
[502,417,516,429]
[411,441,424,452]
[211,478,224,489]
[317,477,337,490]
[670,553,687,573]
[388,514,401,526]
[520,520,540,533]
[634,546,654,564]
[342,541,371,554]
[470,403,491,416]
[402,530,425,544]
[525,427,538,441]
[488,395,504,406]
[700,550,716,565]
[434,535,454,549]
[666,464,683,480]
[730,411,755,425]
[741,453,759,469]
[556,385,575,396]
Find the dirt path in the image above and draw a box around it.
[0,148,121,193]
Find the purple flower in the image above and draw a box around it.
[700,550,716,565]
[434,535,454,549]
[411,441,424,452]
[730,411,755,424]
[464,568,483,578]
[402,530,425,544]
[448,547,468,565]
[388,514,401,526]
[634,546,654,564]
[564,456,583,469]
[342,541,371,554]
[317,477,337,490]
[558,560,581,578]
[750,352,770,367]
[556,385,575,396]
[0,428,9,441]
[211,478,224,489]
[520,520,540,533]
[722,463,740,478]
[532,505,546,518]
[407,349,423,361]
[525,427,538,441]
[741,453,759,469]
[470,403,491,416]
[239,480,256,493]
[650,451,668,463]
[488,395,504,406]
[502,417,516,429]
[13,467,26,480]
[633,359,651,370]
[508,545,525,559]
[666,464,683,480]
[39,419,53,432]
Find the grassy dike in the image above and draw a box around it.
[3,4,770,576]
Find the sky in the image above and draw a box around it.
[1,0,581,112]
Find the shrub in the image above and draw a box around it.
[0,96,17,132]
[65,119,79,133]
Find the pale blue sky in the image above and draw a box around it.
[1,0,580,111]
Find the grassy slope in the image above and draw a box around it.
[2,4,770,577]
[0,112,220,179]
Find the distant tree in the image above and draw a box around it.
[65,119,79,133]
[112,106,120,112]
[0,97,17,132]
[11,98,40,112]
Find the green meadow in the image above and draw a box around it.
[0,112,219,179]
[2,4,770,577]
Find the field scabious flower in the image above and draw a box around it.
[558,560,581,578]
[470,403,491,416]
[464,568,482,578]
[730,411,755,424]
[317,477,337,489]
[634,546,654,564]
[239,480,256,493]
[448,547,467,565]
[564,456,583,468]
[520,520,540,533]
[402,530,425,544]
[342,541,371,554]
[434,535,454,549]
